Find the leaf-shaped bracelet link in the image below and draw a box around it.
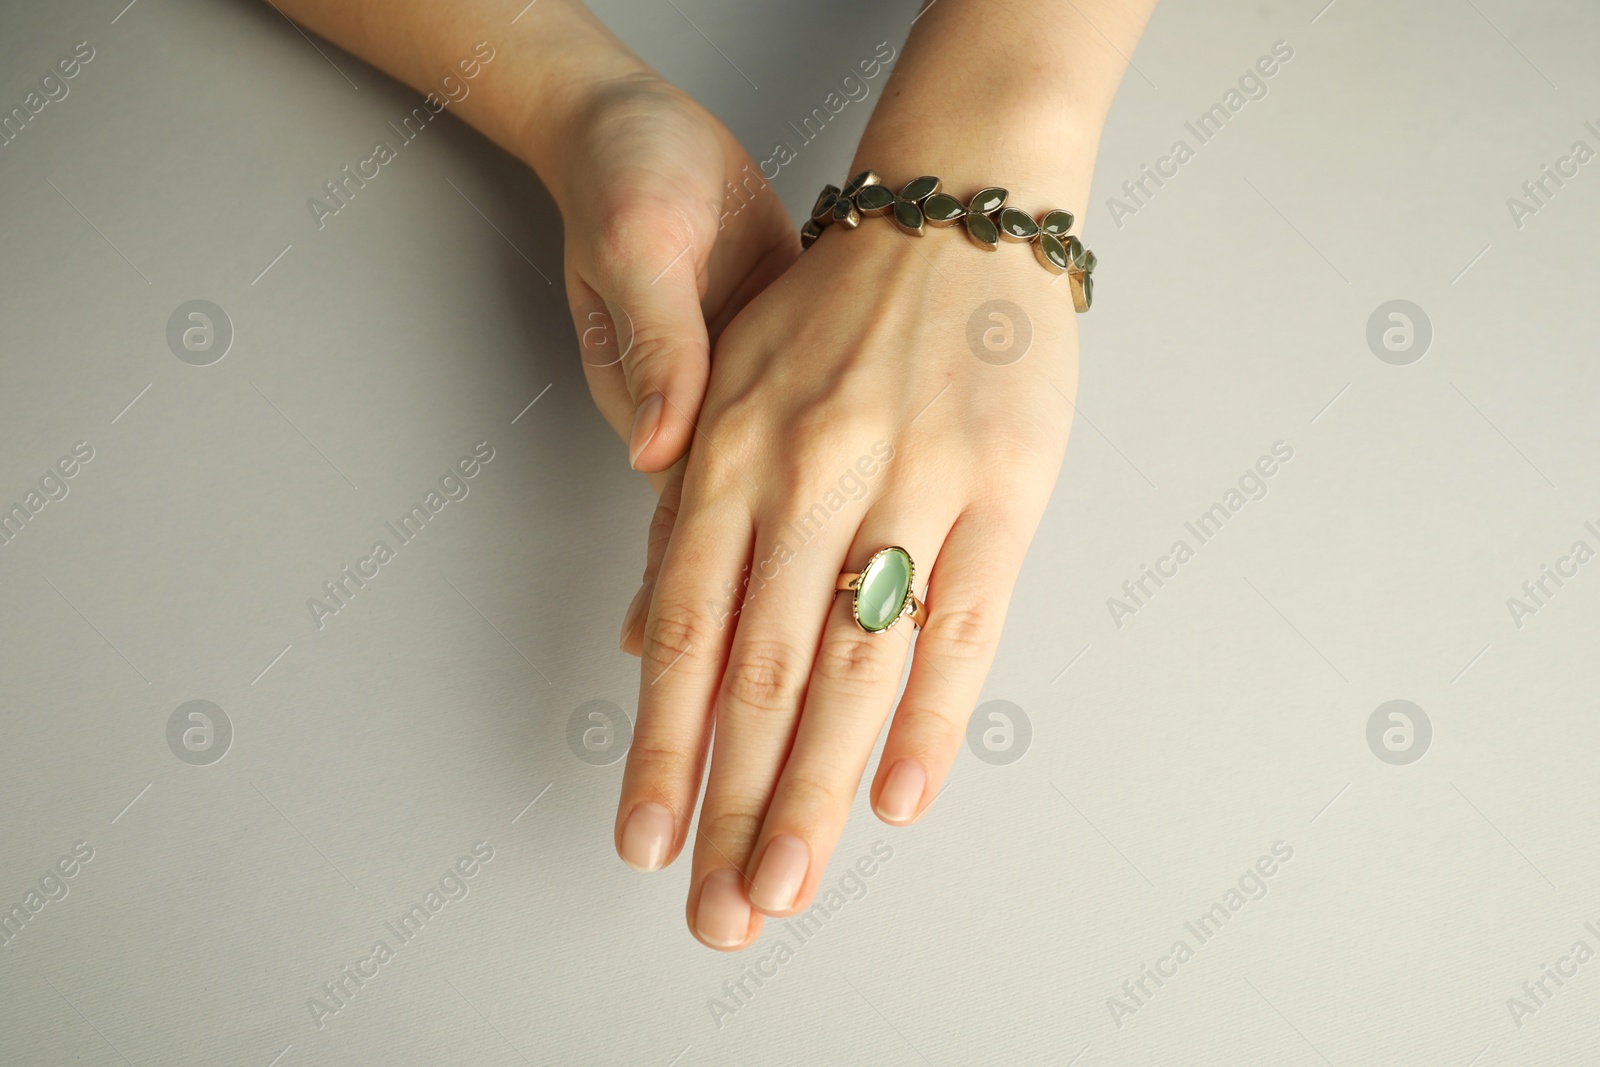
[801,171,1098,312]
[891,175,941,236]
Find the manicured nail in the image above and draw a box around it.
[695,869,752,948]
[619,583,649,651]
[876,760,926,823]
[628,393,664,469]
[619,802,674,872]
[748,835,809,913]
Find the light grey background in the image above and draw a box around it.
[1,0,1596,1064]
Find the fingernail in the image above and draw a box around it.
[748,835,809,913]
[876,760,926,823]
[619,802,674,872]
[628,394,664,469]
[619,583,649,651]
[695,869,752,948]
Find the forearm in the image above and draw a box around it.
[854,0,1158,215]
[265,0,649,203]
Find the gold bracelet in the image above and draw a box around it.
[800,170,1097,312]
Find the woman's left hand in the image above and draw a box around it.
[612,210,1080,948]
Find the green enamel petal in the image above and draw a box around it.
[899,175,940,202]
[999,207,1039,240]
[811,185,841,222]
[841,169,880,197]
[965,212,1000,249]
[1065,235,1086,270]
[893,198,926,235]
[968,187,1007,215]
[1040,209,1076,236]
[855,183,895,214]
[1034,232,1070,273]
[923,192,965,224]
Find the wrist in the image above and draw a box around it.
[844,146,1101,236]
[851,105,1105,226]
[847,0,1136,229]
[804,209,1083,329]
[506,12,653,207]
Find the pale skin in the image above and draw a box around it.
[273,0,1158,949]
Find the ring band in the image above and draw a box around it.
[836,546,927,633]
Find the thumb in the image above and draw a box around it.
[599,247,711,474]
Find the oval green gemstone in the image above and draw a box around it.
[832,197,861,228]
[999,207,1039,240]
[1040,209,1075,236]
[969,187,1007,215]
[1081,248,1098,273]
[965,212,1000,249]
[1082,272,1094,309]
[923,192,965,224]
[1035,232,1070,273]
[893,198,926,235]
[900,175,941,202]
[855,548,913,632]
[855,183,895,214]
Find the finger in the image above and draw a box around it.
[742,509,956,918]
[614,485,749,876]
[684,509,857,946]
[589,221,712,475]
[871,507,1030,826]
[621,462,685,655]
[568,273,638,442]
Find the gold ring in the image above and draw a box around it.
[836,546,927,633]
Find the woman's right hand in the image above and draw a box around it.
[264,0,794,477]
[539,72,798,475]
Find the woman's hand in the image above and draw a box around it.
[263,0,798,477]
[603,0,1156,945]
[545,73,798,474]
[613,214,1079,948]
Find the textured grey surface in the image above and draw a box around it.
[1,0,1597,1064]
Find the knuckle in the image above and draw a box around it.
[590,198,690,284]
[969,476,1047,529]
[702,395,762,454]
[782,448,844,500]
[687,444,747,500]
[690,408,762,493]
[721,641,807,715]
[890,701,963,744]
[702,803,765,847]
[589,213,647,290]
[646,497,679,560]
[779,768,844,812]
[922,605,998,661]
[618,323,705,398]
[642,601,722,676]
[624,738,698,782]
[814,631,892,687]
[784,419,842,473]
